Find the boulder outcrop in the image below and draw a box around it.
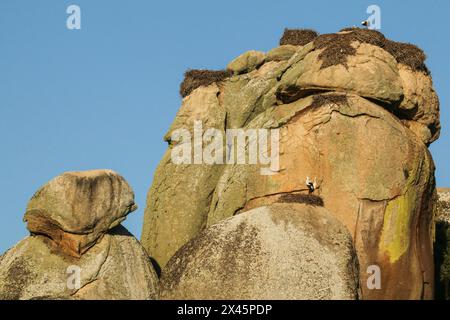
[0,170,159,300]
[142,28,440,300]
[1,27,443,301]
[24,170,137,257]
[207,92,436,300]
[160,203,360,300]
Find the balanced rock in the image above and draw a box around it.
[277,41,404,104]
[0,225,159,300]
[160,203,360,300]
[0,170,159,300]
[24,169,137,257]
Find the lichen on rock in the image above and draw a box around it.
[142,27,441,300]
[160,203,360,300]
[1,170,159,300]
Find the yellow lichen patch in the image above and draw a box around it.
[379,190,416,263]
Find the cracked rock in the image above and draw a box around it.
[142,28,440,299]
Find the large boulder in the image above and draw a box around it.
[0,225,159,300]
[160,203,360,300]
[277,41,404,104]
[227,50,266,75]
[266,45,298,62]
[24,169,137,257]
[1,169,159,300]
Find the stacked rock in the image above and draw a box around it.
[0,170,159,300]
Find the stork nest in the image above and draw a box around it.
[277,193,324,206]
[179,69,231,98]
[279,28,319,46]
[314,27,429,74]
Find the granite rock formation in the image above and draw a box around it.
[0,27,443,301]
[0,170,159,300]
[142,28,440,299]
[160,203,360,300]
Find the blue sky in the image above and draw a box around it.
[0,0,449,254]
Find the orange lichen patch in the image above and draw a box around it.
[24,209,99,258]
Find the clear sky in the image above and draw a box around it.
[0,0,449,254]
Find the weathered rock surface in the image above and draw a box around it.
[207,92,436,300]
[436,188,450,300]
[227,50,266,74]
[1,169,159,300]
[266,45,298,62]
[141,84,227,268]
[24,170,137,257]
[0,225,159,300]
[277,42,404,104]
[142,61,287,267]
[276,30,440,145]
[398,64,440,144]
[142,28,440,300]
[161,203,360,300]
